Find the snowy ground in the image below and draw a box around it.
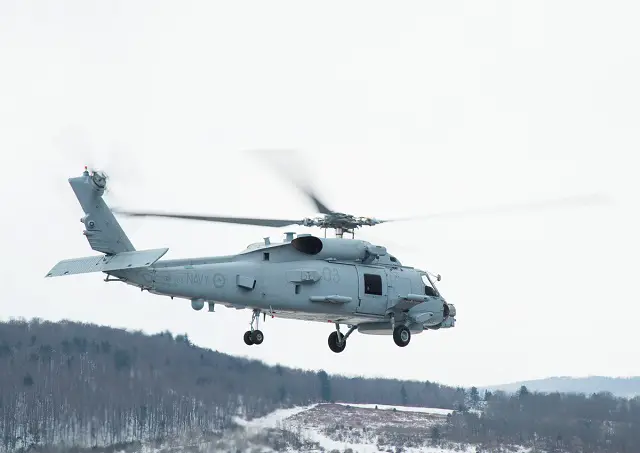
[233,402,489,453]
[334,402,454,416]
[110,403,530,453]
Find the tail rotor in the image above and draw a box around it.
[53,130,140,206]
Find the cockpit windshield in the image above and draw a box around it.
[421,273,439,297]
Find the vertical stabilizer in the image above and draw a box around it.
[69,168,135,255]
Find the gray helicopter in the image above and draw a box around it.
[46,157,607,353]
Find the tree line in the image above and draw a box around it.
[440,385,640,452]
[0,318,462,452]
[2,318,638,453]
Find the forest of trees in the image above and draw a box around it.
[443,386,640,453]
[1,318,639,453]
[0,318,464,452]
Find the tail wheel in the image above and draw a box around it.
[243,331,254,345]
[328,331,346,353]
[393,325,411,347]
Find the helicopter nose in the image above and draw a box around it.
[444,302,456,318]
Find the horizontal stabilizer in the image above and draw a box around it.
[309,295,352,304]
[45,248,169,278]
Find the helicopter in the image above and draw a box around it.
[45,153,607,353]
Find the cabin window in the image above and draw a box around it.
[295,284,301,294]
[263,252,270,261]
[421,274,436,296]
[364,273,382,295]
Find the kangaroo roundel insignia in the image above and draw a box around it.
[213,273,226,288]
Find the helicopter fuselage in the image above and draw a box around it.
[47,169,456,352]
[109,235,456,335]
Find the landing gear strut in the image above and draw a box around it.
[244,309,264,346]
[327,323,357,353]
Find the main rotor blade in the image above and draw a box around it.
[113,210,305,228]
[382,193,612,223]
[245,149,334,215]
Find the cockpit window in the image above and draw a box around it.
[421,274,437,297]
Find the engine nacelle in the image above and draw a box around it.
[291,236,387,261]
[191,299,205,311]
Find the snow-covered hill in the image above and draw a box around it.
[233,402,459,452]
[221,402,526,453]
[44,402,532,452]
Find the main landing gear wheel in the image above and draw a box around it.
[243,330,264,345]
[393,325,411,347]
[251,330,264,345]
[244,309,264,346]
[328,331,346,353]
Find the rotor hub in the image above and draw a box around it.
[90,170,107,190]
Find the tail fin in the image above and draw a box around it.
[69,168,135,254]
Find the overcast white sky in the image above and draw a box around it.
[1,1,638,388]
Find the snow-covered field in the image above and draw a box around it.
[230,402,524,453]
[108,402,531,453]
[232,402,447,452]
[334,402,454,415]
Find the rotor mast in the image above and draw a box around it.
[327,226,352,239]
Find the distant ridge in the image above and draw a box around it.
[485,376,640,397]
